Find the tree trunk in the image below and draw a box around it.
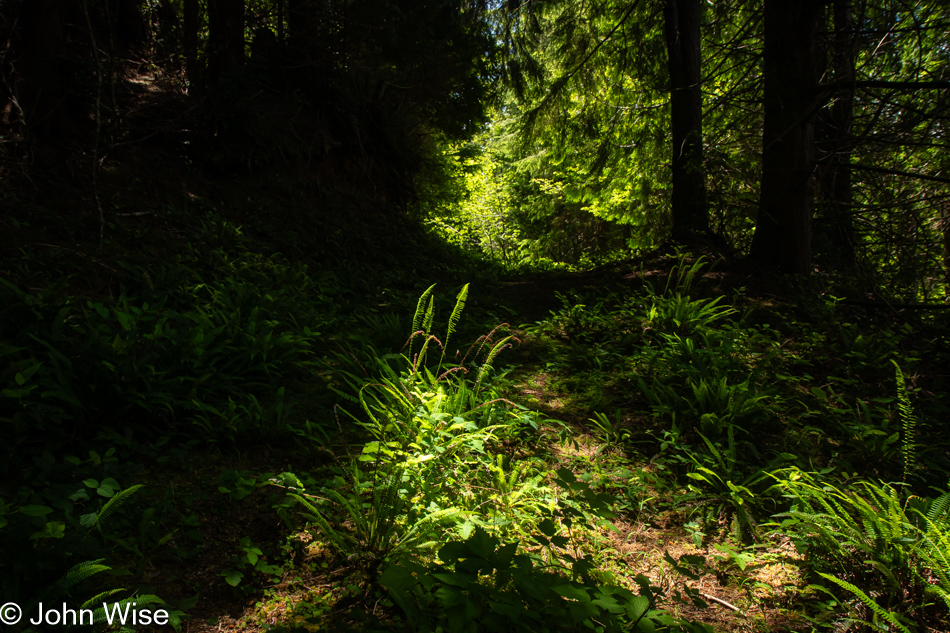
[183,0,201,91]
[942,201,950,293]
[18,0,69,140]
[288,0,318,64]
[751,0,824,275]
[112,0,147,52]
[816,0,856,267]
[664,0,709,242]
[207,0,244,83]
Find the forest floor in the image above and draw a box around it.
[139,255,834,633]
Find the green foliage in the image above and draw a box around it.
[912,492,950,611]
[289,462,463,581]
[0,249,334,446]
[680,435,770,543]
[381,527,714,633]
[221,536,284,589]
[893,361,918,483]
[288,286,553,586]
[588,410,631,451]
[276,284,723,631]
[772,469,946,628]
[1,473,181,632]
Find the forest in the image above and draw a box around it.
[1,0,949,631]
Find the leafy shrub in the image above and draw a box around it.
[0,252,333,447]
[287,462,464,581]
[284,285,554,583]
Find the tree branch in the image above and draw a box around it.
[851,163,950,184]
[822,79,950,93]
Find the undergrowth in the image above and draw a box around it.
[3,231,949,632]
[516,255,950,632]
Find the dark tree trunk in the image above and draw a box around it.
[816,0,856,266]
[18,0,69,140]
[183,0,201,91]
[751,0,824,275]
[288,0,317,64]
[207,0,244,83]
[664,0,709,242]
[942,202,950,291]
[112,0,147,52]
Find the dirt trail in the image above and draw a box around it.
[484,257,810,633]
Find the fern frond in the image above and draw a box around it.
[817,573,912,633]
[409,285,437,360]
[80,588,125,609]
[87,594,166,625]
[444,284,469,354]
[912,495,950,609]
[47,560,110,598]
[476,335,514,387]
[460,323,510,366]
[290,492,354,554]
[664,255,706,296]
[892,361,917,483]
[411,335,444,378]
[422,295,436,338]
[90,485,144,532]
[927,491,950,526]
[411,284,436,336]
[396,507,466,549]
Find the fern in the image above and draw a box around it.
[46,559,111,599]
[87,593,167,626]
[290,490,355,554]
[817,573,912,633]
[92,484,144,530]
[291,462,462,577]
[422,295,436,338]
[441,283,469,369]
[80,587,126,608]
[927,491,950,526]
[475,335,514,392]
[19,560,112,630]
[663,254,707,296]
[912,491,950,609]
[892,361,917,483]
[410,284,436,354]
[773,471,949,626]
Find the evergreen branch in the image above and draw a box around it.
[521,0,642,140]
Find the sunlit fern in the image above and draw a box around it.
[290,462,463,579]
[773,470,937,624]
[892,361,917,483]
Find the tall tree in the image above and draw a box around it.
[750,0,824,274]
[815,0,857,266]
[498,0,717,256]
[664,0,708,241]
[207,0,245,83]
[17,0,69,140]
[183,0,201,91]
